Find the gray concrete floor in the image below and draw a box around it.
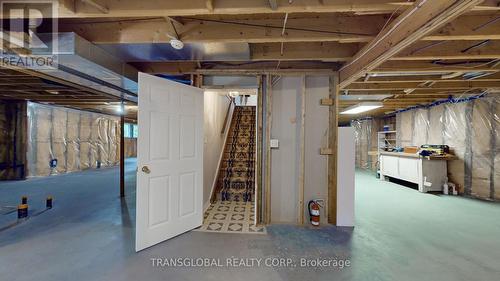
[0,160,499,281]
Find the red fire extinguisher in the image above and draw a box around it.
[308,200,321,226]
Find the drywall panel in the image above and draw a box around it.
[304,76,329,224]
[270,76,300,223]
[203,91,232,206]
[337,127,355,227]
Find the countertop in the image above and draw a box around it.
[379,151,456,160]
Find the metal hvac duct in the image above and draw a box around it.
[10,32,139,102]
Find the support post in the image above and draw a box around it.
[298,75,306,225]
[256,75,264,224]
[327,74,339,224]
[264,74,273,224]
[120,115,125,198]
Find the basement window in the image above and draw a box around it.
[125,123,138,138]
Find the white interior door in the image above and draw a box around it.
[136,73,204,252]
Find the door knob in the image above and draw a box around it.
[142,166,151,174]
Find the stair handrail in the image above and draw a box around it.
[207,96,236,205]
[220,96,235,134]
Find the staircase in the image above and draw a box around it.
[216,106,256,202]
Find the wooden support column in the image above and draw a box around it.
[120,115,125,198]
[195,74,203,88]
[327,74,339,224]
[256,75,264,224]
[298,75,306,225]
[264,74,272,224]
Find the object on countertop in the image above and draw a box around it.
[403,146,419,154]
[420,144,450,155]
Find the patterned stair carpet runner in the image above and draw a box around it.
[219,106,256,202]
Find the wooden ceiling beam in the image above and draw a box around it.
[370,60,499,74]
[57,14,499,44]
[131,61,198,75]
[340,99,440,104]
[56,0,413,18]
[344,80,500,90]
[355,72,500,82]
[425,14,500,42]
[339,0,485,89]
[56,0,499,18]
[393,40,500,61]
[131,61,340,75]
[250,42,359,61]
[342,89,488,95]
[247,40,500,61]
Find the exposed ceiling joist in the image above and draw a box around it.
[344,80,500,90]
[269,0,278,11]
[56,0,499,18]
[248,40,500,61]
[394,40,500,61]
[80,0,109,14]
[354,71,500,83]
[206,0,214,12]
[339,0,485,89]
[56,14,499,44]
[251,42,359,61]
[131,61,340,74]
[370,60,499,74]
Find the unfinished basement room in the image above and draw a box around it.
[0,1,499,281]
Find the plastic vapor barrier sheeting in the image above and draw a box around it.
[394,96,499,200]
[351,119,372,170]
[27,102,121,177]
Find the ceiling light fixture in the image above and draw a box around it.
[169,38,184,50]
[116,100,125,114]
[340,102,383,115]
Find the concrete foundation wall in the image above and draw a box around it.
[27,102,121,177]
[0,100,27,180]
[353,96,499,201]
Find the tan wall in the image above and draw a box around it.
[269,76,331,224]
[270,76,300,223]
[303,76,329,225]
[203,91,232,206]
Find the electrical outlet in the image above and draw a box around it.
[270,139,279,148]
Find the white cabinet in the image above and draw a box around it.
[380,152,447,193]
